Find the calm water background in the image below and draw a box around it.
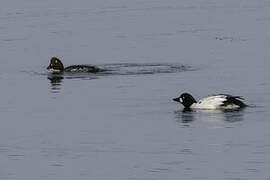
[0,0,270,179]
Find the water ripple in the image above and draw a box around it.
[99,63,194,76]
[23,63,194,93]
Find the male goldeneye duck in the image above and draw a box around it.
[173,93,247,110]
[47,57,106,73]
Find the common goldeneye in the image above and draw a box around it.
[47,57,106,73]
[173,93,247,110]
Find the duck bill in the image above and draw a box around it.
[173,97,181,103]
[47,65,51,70]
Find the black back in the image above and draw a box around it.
[64,65,104,73]
[221,95,247,108]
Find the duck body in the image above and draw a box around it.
[47,57,106,73]
[173,93,247,110]
[64,65,104,73]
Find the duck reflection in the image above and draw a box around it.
[174,108,244,124]
[47,73,99,93]
[174,108,195,124]
[222,109,245,122]
[48,74,63,93]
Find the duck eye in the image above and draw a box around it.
[55,60,58,63]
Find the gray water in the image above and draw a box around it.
[1,0,270,179]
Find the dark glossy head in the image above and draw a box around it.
[47,57,64,72]
[173,93,197,108]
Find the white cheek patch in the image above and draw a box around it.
[180,98,183,103]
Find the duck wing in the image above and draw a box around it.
[193,95,228,109]
[220,94,247,108]
[65,65,104,73]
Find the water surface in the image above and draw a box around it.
[0,0,270,180]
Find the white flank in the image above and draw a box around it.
[48,69,60,73]
[191,95,228,110]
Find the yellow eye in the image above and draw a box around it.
[55,60,58,63]
[182,97,185,99]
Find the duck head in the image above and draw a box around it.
[47,57,65,73]
[173,93,197,108]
